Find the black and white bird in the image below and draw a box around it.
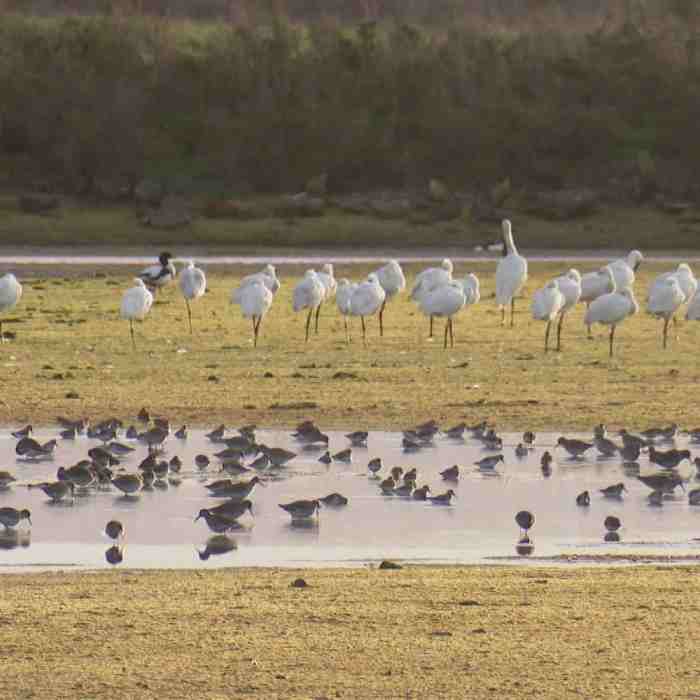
[139,252,176,292]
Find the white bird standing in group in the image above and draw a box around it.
[313,263,337,335]
[349,273,386,345]
[293,270,325,342]
[647,277,684,349]
[178,261,206,335]
[418,279,466,349]
[139,251,176,292]
[236,280,273,347]
[552,269,582,351]
[336,278,358,344]
[0,273,22,343]
[495,220,528,327]
[531,280,565,352]
[410,259,453,337]
[375,260,406,337]
[232,264,281,300]
[120,279,154,350]
[648,263,697,321]
[583,266,638,358]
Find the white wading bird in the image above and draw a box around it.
[495,220,528,327]
[237,279,273,348]
[336,278,358,344]
[375,260,406,337]
[418,280,466,349]
[314,263,337,335]
[0,273,22,343]
[410,259,453,337]
[293,270,325,342]
[178,261,206,334]
[552,269,582,351]
[232,264,280,301]
[531,280,565,353]
[647,276,684,349]
[349,273,386,345]
[120,279,154,350]
[648,263,697,322]
[583,266,638,358]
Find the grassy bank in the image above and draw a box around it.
[0,261,698,430]
[2,565,699,698]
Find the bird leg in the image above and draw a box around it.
[185,298,193,335]
[443,320,449,349]
[544,321,551,353]
[500,307,506,327]
[378,300,386,337]
[609,324,616,358]
[662,317,669,350]
[344,317,350,345]
[586,303,592,339]
[252,316,258,347]
[449,318,455,348]
[510,298,516,328]
[556,313,565,351]
[361,316,367,347]
[305,309,312,343]
[129,319,136,350]
[314,302,322,334]
[0,319,3,343]
[429,315,433,338]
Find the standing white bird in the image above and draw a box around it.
[293,270,325,342]
[583,267,639,358]
[139,252,176,292]
[610,250,644,291]
[410,259,453,337]
[178,261,206,335]
[648,263,697,306]
[495,220,528,327]
[0,273,22,343]
[461,273,481,308]
[336,278,358,344]
[647,277,684,349]
[314,263,337,335]
[120,279,154,350]
[531,280,565,353]
[552,269,582,351]
[418,280,466,349]
[375,260,406,337]
[237,279,273,347]
[686,289,700,321]
[232,264,280,302]
[349,273,386,345]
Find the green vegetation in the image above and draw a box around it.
[1,262,698,429]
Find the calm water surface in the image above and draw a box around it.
[1,428,698,571]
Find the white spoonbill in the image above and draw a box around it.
[232,264,280,301]
[583,267,638,358]
[552,269,582,351]
[293,270,325,342]
[648,263,697,306]
[139,252,176,292]
[314,263,337,335]
[418,280,466,349]
[410,259,453,337]
[580,266,614,338]
[349,273,386,345]
[686,289,700,321]
[647,277,684,349]
[238,279,273,347]
[531,280,565,353]
[461,273,480,307]
[375,260,406,337]
[120,279,154,350]
[495,220,528,327]
[0,273,22,343]
[178,260,206,334]
[336,278,358,344]
[610,250,644,290]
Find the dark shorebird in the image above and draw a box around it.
[140,426,169,454]
[206,425,227,442]
[619,430,650,450]
[318,451,332,464]
[175,425,188,440]
[390,466,404,482]
[126,426,139,440]
[648,446,691,470]
[105,520,124,540]
[294,427,328,446]
[393,483,413,498]
[29,481,74,502]
[514,443,528,458]
[0,471,17,489]
[576,490,590,506]
[209,500,254,521]
[515,510,534,537]
[619,442,641,463]
[16,437,56,460]
[402,438,423,452]
[428,489,456,505]
[648,490,664,506]
[641,424,678,441]
[57,417,88,433]
[198,535,237,560]
[107,441,134,456]
[379,477,396,494]
[475,455,504,470]
[689,489,700,506]
[600,482,626,498]
[137,407,151,423]
[556,437,593,459]
[440,464,459,481]
[195,509,244,534]
[403,468,417,484]
[367,457,383,476]
[88,446,119,468]
[637,473,685,494]
[279,499,321,520]
[594,436,620,457]
[57,465,95,489]
[169,456,182,472]
[445,423,467,440]
[59,427,77,440]
[522,431,536,447]
[105,545,124,565]
[593,424,607,439]
[11,425,32,439]
[249,454,270,471]
[110,474,143,495]
[320,493,348,507]
[0,507,31,529]
[332,449,352,463]
[604,515,621,532]
[345,431,368,447]
[195,454,210,470]
[207,476,261,502]
[262,447,297,468]
[412,485,431,500]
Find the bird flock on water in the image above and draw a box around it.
[3,412,700,562]
[2,220,700,355]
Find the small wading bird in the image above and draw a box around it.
[375,260,406,337]
[178,260,206,335]
[0,272,22,343]
[583,266,638,358]
[531,279,565,353]
[293,270,324,342]
[120,279,153,350]
[139,251,176,292]
[495,220,528,327]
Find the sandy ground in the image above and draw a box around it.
[1,565,699,699]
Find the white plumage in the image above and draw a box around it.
[418,280,466,348]
[686,289,700,321]
[120,278,154,349]
[531,280,565,352]
[495,220,528,326]
[411,259,453,336]
[336,278,358,343]
[293,270,325,342]
[647,277,684,349]
[178,261,206,334]
[648,263,697,304]
[237,279,273,347]
[139,252,176,291]
[312,263,337,335]
[375,260,406,337]
[461,273,480,307]
[580,267,614,304]
[550,269,582,351]
[0,273,22,343]
[231,264,280,303]
[583,267,639,357]
[349,273,386,344]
